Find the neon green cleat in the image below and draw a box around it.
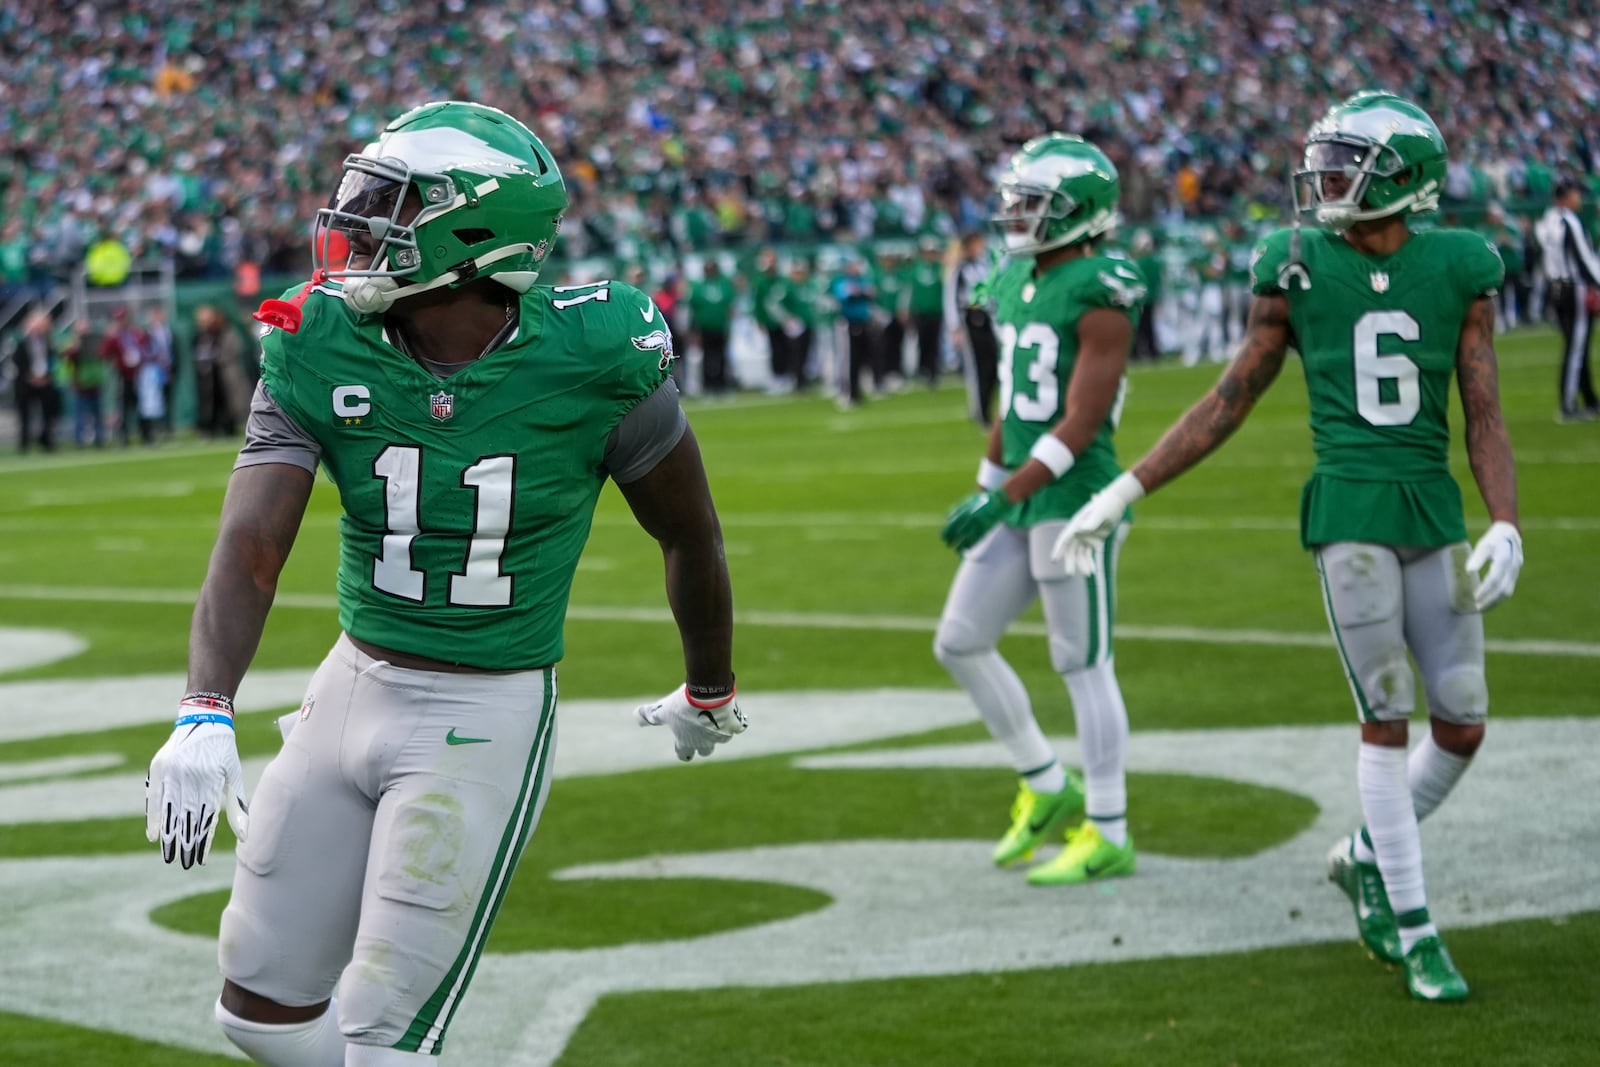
[1326,834,1403,964]
[1026,820,1135,886]
[1403,935,1470,1002]
[992,776,1084,867]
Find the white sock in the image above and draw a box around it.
[1351,734,1473,863]
[1023,760,1067,796]
[1357,743,1436,953]
[937,648,1056,777]
[1409,734,1472,821]
[1063,660,1129,847]
[216,998,345,1067]
[346,1043,434,1065]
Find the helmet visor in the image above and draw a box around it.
[1292,136,1410,215]
[992,180,1075,250]
[313,155,421,279]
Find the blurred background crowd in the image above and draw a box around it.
[2,0,1598,445]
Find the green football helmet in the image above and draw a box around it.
[1292,92,1446,227]
[993,134,1120,256]
[314,100,568,314]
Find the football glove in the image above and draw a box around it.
[145,695,249,869]
[940,489,1010,552]
[1050,472,1145,576]
[1465,520,1523,613]
[636,684,748,761]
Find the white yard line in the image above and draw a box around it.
[0,584,1595,659]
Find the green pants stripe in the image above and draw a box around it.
[399,666,558,1053]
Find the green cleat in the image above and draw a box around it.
[992,776,1084,867]
[1326,834,1403,964]
[1403,935,1470,1002]
[1026,820,1135,886]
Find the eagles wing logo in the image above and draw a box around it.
[632,329,677,371]
[1098,266,1147,308]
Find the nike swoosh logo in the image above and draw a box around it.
[640,300,657,323]
[1083,862,1109,877]
[445,728,491,746]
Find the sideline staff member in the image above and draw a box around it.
[1536,179,1600,421]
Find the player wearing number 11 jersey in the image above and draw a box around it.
[1051,93,1523,1002]
[143,101,744,1066]
[936,134,1148,887]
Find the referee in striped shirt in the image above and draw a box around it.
[1536,180,1600,422]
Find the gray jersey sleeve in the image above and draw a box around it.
[603,376,688,484]
[234,380,322,473]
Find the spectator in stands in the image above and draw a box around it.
[873,248,909,393]
[61,317,106,448]
[192,305,246,438]
[4,308,62,453]
[831,257,877,409]
[144,304,175,438]
[687,257,736,396]
[750,248,792,395]
[780,259,819,390]
[907,237,949,388]
[101,306,152,446]
[1,2,1593,283]
[1481,203,1527,330]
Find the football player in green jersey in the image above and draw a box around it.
[1052,93,1522,1001]
[144,101,744,1066]
[936,134,1148,887]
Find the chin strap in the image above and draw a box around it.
[1279,167,1312,293]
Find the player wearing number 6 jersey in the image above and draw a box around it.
[1051,93,1522,1002]
[936,134,1147,887]
[142,101,743,1066]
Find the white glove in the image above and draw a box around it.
[145,695,250,868]
[635,684,748,761]
[1465,521,1523,612]
[1050,472,1146,576]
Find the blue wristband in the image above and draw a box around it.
[174,712,235,729]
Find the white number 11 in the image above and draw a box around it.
[372,445,515,607]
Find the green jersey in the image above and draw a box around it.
[259,279,671,670]
[989,253,1147,526]
[751,269,781,329]
[874,264,907,316]
[687,274,736,333]
[1250,226,1504,548]
[907,259,945,316]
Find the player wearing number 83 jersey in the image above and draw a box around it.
[936,133,1147,887]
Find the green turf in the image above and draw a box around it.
[0,1010,239,1067]
[564,912,1600,1067]
[0,328,1594,1064]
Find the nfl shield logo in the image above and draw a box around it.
[1370,271,1390,293]
[429,391,455,422]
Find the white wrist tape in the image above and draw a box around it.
[1028,435,1076,479]
[976,458,1010,490]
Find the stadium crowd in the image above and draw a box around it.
[1,0,1597,291]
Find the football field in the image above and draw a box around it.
[0,328,1596,1066]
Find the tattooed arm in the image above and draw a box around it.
[1456,295,1518,526]
[1128,293,1293,493]
[187,463,315,696]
